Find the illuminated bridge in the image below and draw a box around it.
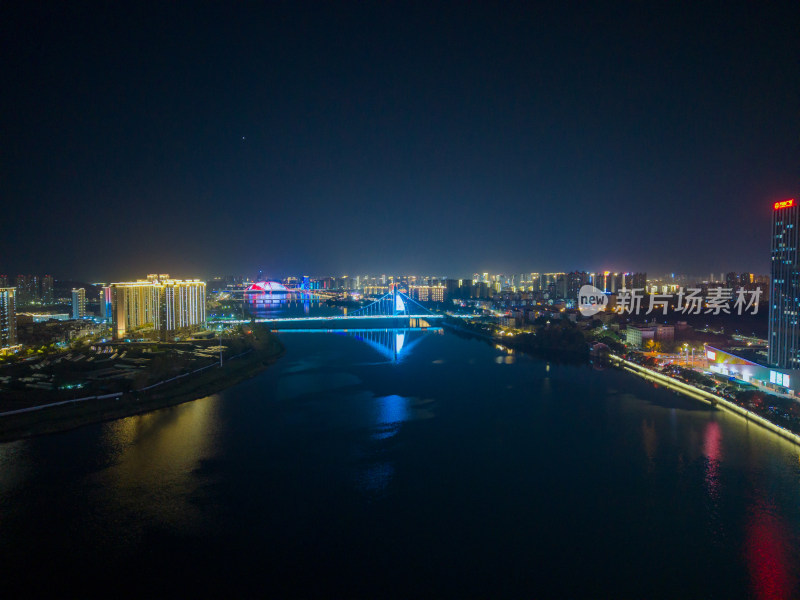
[212,289,443,325]
[348,288,434,318]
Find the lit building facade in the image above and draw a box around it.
[100,286,113,320]
[111,282,160,337]
[769,198,800,368]
[625,324,674,348]
[161,280,206,335]
[364,285,389,296]
[71,288,86,319]
[590,271,624,294]
[706,345,800,396]
[0,288,17,349]
[409,285,446,302]
[111,276,206,340]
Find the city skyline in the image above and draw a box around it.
[3,5,800,597]
[0,266,771,290]
[1,4,797,278]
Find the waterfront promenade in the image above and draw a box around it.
[611,355,800,448]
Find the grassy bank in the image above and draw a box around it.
[0,331,284,443]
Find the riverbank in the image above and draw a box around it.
[442,320,588,362]
[445,320,800,448]
[0,337,284,442]
[611,354,800,448]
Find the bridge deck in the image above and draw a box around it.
[209,314,444,324]
[272,326,443,333]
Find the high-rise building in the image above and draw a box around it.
[611,272,623,293]
[768,198,800,368]
[555,273,567,298]
[409,285,446,302]
[444,278,462,299]
[0,288,17,349]
[41,275,54,304]
[623,272,647,290]
[72,288,86,319]
[100,286,113,320]
[470,281,491,299]
[567,271,588,299]
[542,273,565,295]
[111,276,206,340]
[0,275,7,288]
[111,282,160,337]
[15,275,32,305]
[593,271,624,293]
[29,275,39,303]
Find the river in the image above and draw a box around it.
[1,325,799,598]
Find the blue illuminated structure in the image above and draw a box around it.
[350,287,432,318]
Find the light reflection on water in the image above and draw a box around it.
[641,418,657,469]
[703,420,722,502]
[358,395,436,494]
[356,462,395,495]
[95,395,221,532]
[0,330,799,597]
[372,395,409,441]
[0,439,30,495]
[244,293,339,319]
[746,498,796,600]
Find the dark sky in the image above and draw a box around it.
[1,2,797,281]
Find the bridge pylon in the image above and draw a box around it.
[350,286,432,318]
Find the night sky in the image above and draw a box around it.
[1,3,797,281]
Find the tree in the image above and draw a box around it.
[644,340,662,353]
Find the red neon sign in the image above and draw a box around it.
[774,199,795,210]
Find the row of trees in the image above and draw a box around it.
[509,320,589,359]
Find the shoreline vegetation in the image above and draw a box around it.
[442,317,588,361]
[0,325,284,443]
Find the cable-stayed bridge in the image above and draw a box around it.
[349,288,434,318]
[212,289,443,326]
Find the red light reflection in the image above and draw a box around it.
[746,500,795,600]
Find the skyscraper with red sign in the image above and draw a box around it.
[768,198,799,368]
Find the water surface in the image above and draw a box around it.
[1,329,799,598]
